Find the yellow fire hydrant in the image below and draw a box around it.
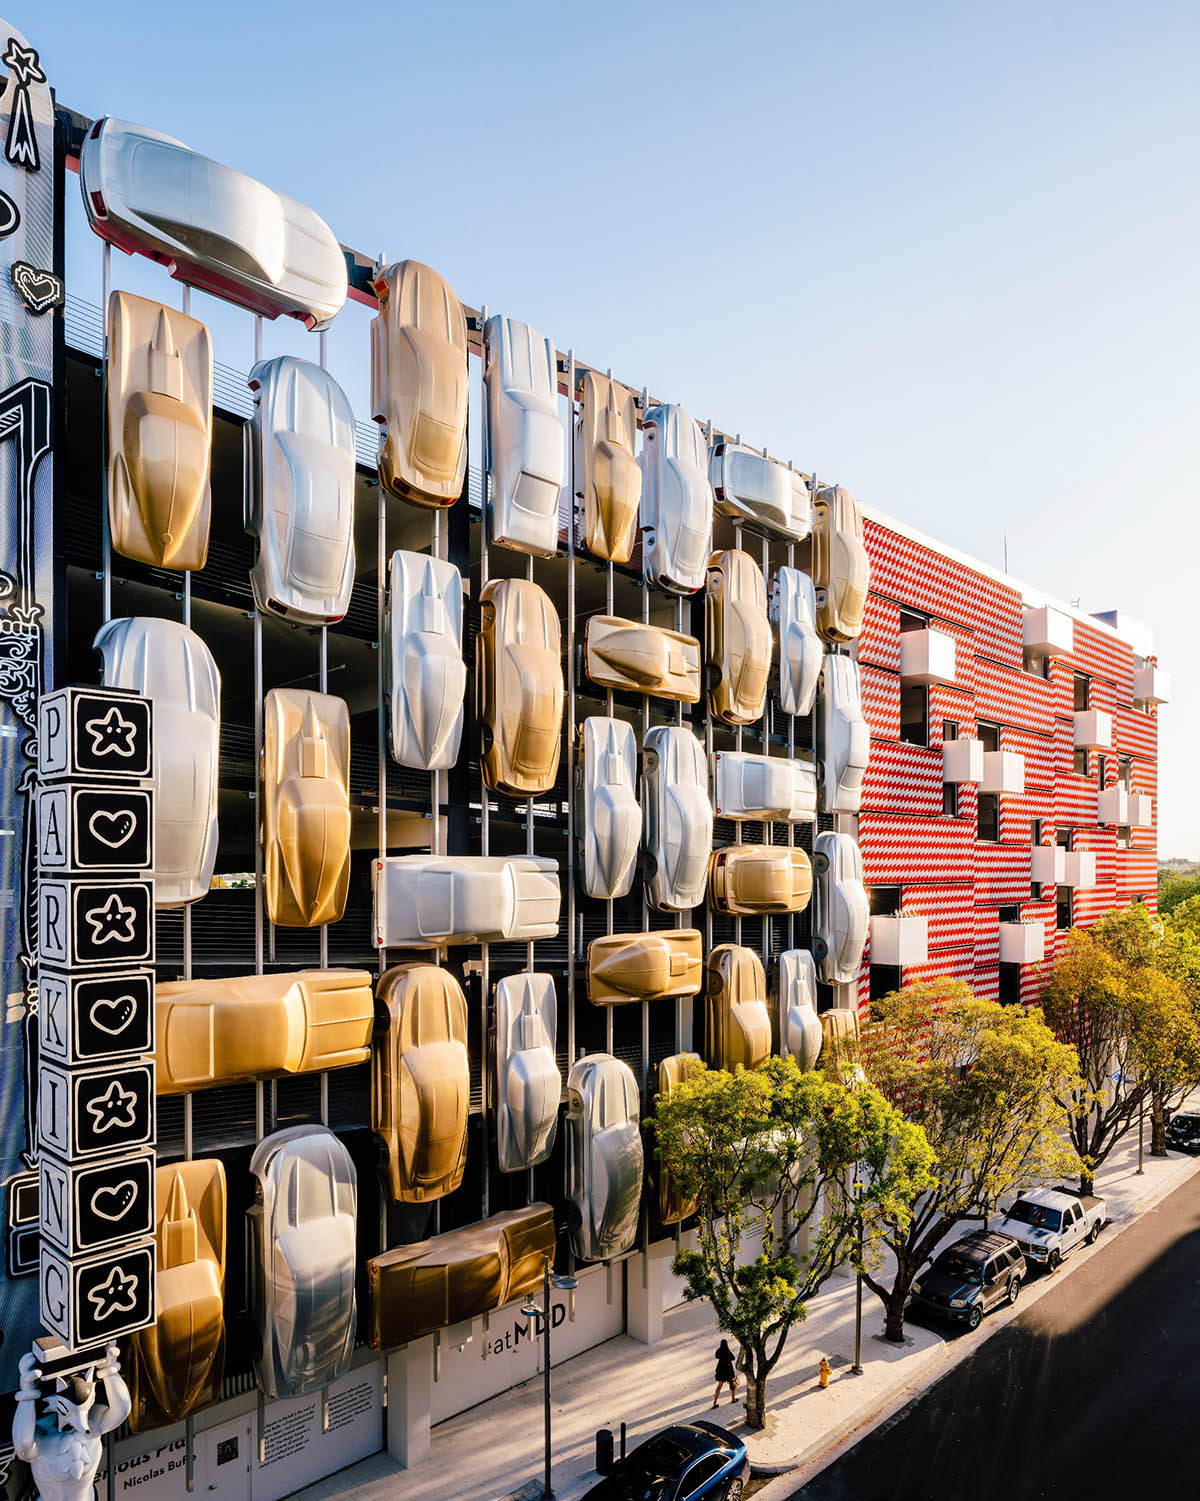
[818,1357,832,1390]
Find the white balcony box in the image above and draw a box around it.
[1030,844,1067,885]
[869,914,929,967]
[1074,710,1112,750]
[1023,605,1074,658]
[999,920,1045,965]
[1097,786,1129,827]
[899,628,956,687]
[1129,793,1153,828]
[981,750,1024,795]
[1133,665,1170,707]
[1061,850,1098,889]
[943,737,984,784]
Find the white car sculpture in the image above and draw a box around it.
[578,716,640,900]
[776,949,822,1069]
[80,117,347,329]
[494,972,560,1174]
[639,403,713,594]
[565,1054,644,1262]
[247,1126,357,1400]
[642,725,713,912]
[811,833,869,984]
[373,854,561,948]
[710,443,811,541]
[770,566,823,718]
[94,617,220,907]
[711,750,816,823]
[245,356,357,624]
[484,314,564,557]
[819,653,869,814]
[385,550,466,770]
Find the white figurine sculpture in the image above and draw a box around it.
[12,1343,131,1501]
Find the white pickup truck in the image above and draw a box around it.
[991,1186,1106,1272]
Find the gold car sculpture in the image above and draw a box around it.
[811,484,870,643]
[656,1052,701,1225]
[709,845,813,916]
[373,964,470,1204]
[370,259,468,508]
[587,930,704,1005]
[262,688,351,927]
[706,549,772,725]
[575,371,641,562]
[369,1204,555,1350]
[127,1160,226,1432]
[705,945,772,1072]
[107,290,212,571]
[584,616,701,703]
[155,969,374,1093]
[478,577,564,797]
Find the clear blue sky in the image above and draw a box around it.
[35,0,1200,853]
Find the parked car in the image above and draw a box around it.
[642,725,712,911]
[494,971,560,1174]
[909,1231,1027,1331]
[565,1054,644,1261]
[710,441,811,542]
[484,313,564,557]
[639,403,713,594]
[811,832,869,984]
[575,370,641,563]
[770,566,823,718]
[1166,1111,1200,1153]
[992,1186,1106,1272]
[582,1420,749,1501]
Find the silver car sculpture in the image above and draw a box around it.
[484,314,564,557]
[247,1126,357,1399]
[771,566,823,718]
[818,653,869,814]
[94,617,220,908]
[712,750,816,823]
[80,117,347,329]
[373,854,561,948]
[566,1054,644,1262]
[812,833,870,985]
[578,716,640,900]
[642,725,713,912]
[776,948,822,1069]
[710,442,811,541]
[494,972,560,1174]
[639,403,713,594]
[245,356,356,624]
[385,550,466,770]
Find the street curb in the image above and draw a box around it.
[748,1152,1200,1496]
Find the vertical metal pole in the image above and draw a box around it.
[1137,1092,1145,1174]
[543,1256,553,1501]
[377,451,389,1253]
[732,491,743,952]
[479,308,491,1220]
[762,526,772,972]
[100,242,112,623]
[786,522,796,955]
[566,352,577,1067]
[703,424,714,971]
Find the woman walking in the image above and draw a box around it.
[713,1339,738,1407]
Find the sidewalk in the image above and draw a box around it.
[295,1110,1200,1501]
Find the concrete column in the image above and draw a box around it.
[386,1335,433,1469]
[627,1242,672,1345]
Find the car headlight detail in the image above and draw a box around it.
[950,1298,966,1308]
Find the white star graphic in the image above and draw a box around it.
[85,1080,138,1135]
[84,705,138,759]
[85,894,137,946]
[86,1265,138,1322]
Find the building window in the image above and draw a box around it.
[998,904,1021,923]
[1117,826,1132,850]
[1073,672,1090,712]
[943,720,958,742]
[998,963,1021,1006]
[1119,754,1133,791]
[1031,820,1044,897]
[1056,896,1072,931]
[1026,651,1050,680]
[1056,827,1073,850]
[899,609,926,634]
[978,792,1000,843]
[869,885,901,917]
[977,721,1000,753]
[1098,757,1109,790]
[1073,747,1089,776]
[900,684,929,746]
[943,780,958,816]
[870,964,902,1016]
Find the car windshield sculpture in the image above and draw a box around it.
[640,403,713,593]
[578,716,640,900]
[373,854,561,948]
[261,689,351,927]
[575,371,641,562]
[478,577,564,797]
[494,972,560,1174]
[775,948,821,1069]
[642,725,713,911]
[94,617,219,907]
[155,969,373,1093]
[818,653,869,814]
[81,117,347,328]
[706,549,772,725]
[710,442,811,541]
[705,945,772,1072]
[485,314,564,556]
[711,751,816,823]
[566,1054,644,1261]
[373,964,470,1204]
[245,355,356,624]
[386,549,466,770]
[107,291,212,571]
[812,832,870,984]
[771,566,823,718]
[708,845,813,916]
[587,930,704,1005]
[584,617,701,703]
[811,484,869,643]
[370,259,468,507]
[247,1126,357,1399]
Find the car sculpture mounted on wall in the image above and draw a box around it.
[477,577,564,797]
[566,1053,644,1261]
[642,725,713,911]
[818,653,869,814]
[577,716,640,900]
[711,750,816,823]
[708,845,813,916]
[586,929,704,1005]
[706,549,772,725]
[771,565,823,717]
[775,948,822,1070]
[584,617,702,703]
[484,313,564,557]
[655,1053,702,1225]
[812,832,869,984]
[705,944,772,1072]
[639,403,713,593]
[575,371,641,562]
[710,442,811,542]
[811,483,870,642]
[373,854,561,948]
[494,972,560,1174]
[386,549,466,771]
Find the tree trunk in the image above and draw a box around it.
[884,1288,908,1344]
[1151,1095,1167,1157]
[744,1361,769,1430]
[1079,1163,1095,1195]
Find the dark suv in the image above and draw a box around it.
[908,1230,1027,1332]
[1166,1111,1200,1154]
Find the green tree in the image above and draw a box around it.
[1158,867,1200,917]
[858,982,1080,1342]
[652,1055,933,1429]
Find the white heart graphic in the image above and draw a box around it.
[87,810,135,850]
[88,994,136,1036]
[90,1180,138,1222]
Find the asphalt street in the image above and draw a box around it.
[792,1167,1200,1501]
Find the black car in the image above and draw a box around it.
[908,1230,1027,1332]
[581,1420,749,1501]
[1166,1111,1200,1154]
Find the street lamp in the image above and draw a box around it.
[522,1254,578,1501]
